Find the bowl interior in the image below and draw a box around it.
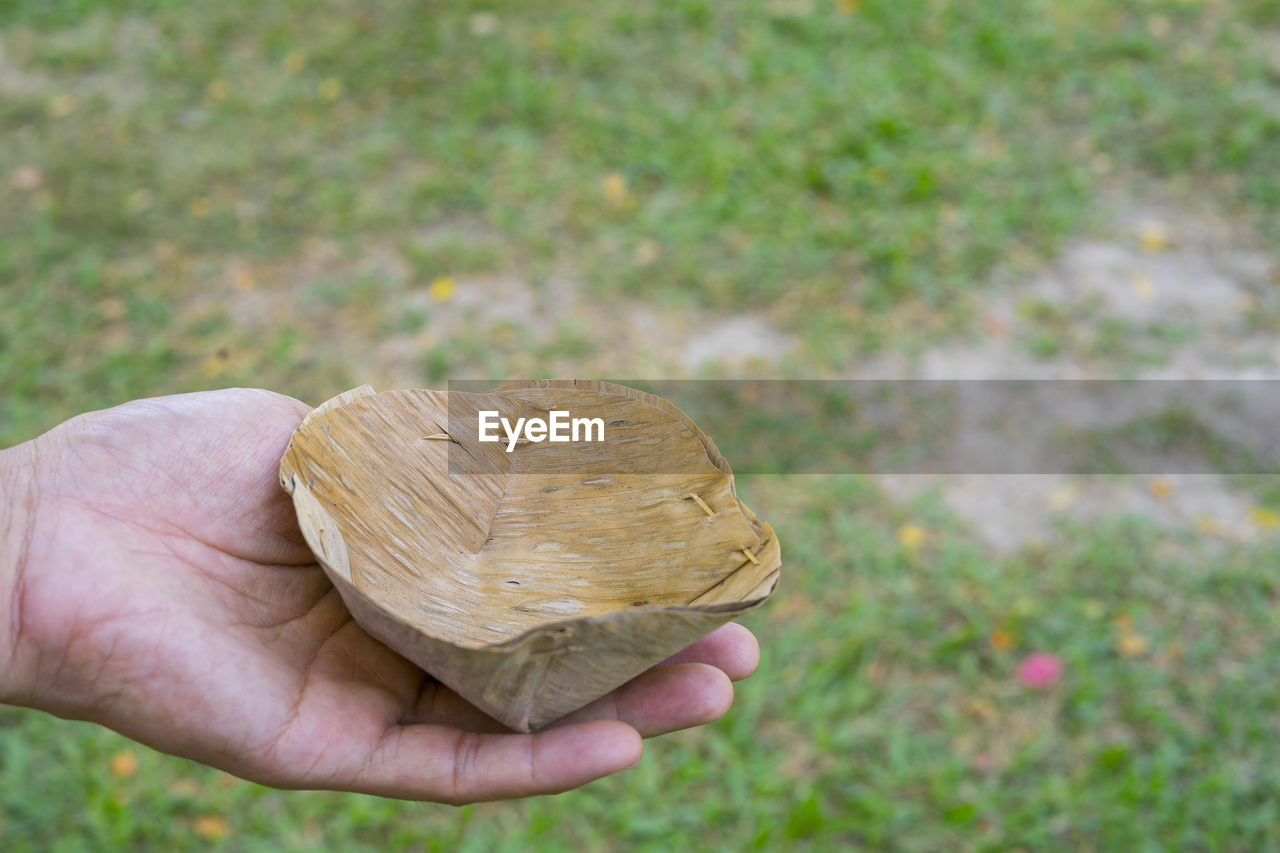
[283,387,778,649]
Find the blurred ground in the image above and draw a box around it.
[3,1,1280,851]
[201,235,799,388]
[869,195,1280,550]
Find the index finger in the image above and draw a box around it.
[338,720,642,804]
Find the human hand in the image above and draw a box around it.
[0,389,759,803]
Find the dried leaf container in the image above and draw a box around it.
[278,380,781,731]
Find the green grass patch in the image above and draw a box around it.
[4,476,1280,849]
[3,1,1280,848]
[2,0,1279,419]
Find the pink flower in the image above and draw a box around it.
[1016,652,1063,690]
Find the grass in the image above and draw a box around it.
[4,0,1280,443]
[3,0,1280,849]
[5,477,1280,850]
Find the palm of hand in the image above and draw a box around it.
[14,389,755,802]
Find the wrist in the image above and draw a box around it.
[0,440,39,706]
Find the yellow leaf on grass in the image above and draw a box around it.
[428,275,455,302]
[1249,506,1280,530]
[193,816,230,840]
[989,628,1014,652]
[601,172,630,206]
[108,751,138,779]
[318,78,343,101]
[896,523,926,550]
[1147,478,1173,499]
[232,267,255,294]
[966,697,998,722]
[1139,222,1169,253]
[1116,632,1149,658]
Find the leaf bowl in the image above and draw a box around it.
[278,380,781,731]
